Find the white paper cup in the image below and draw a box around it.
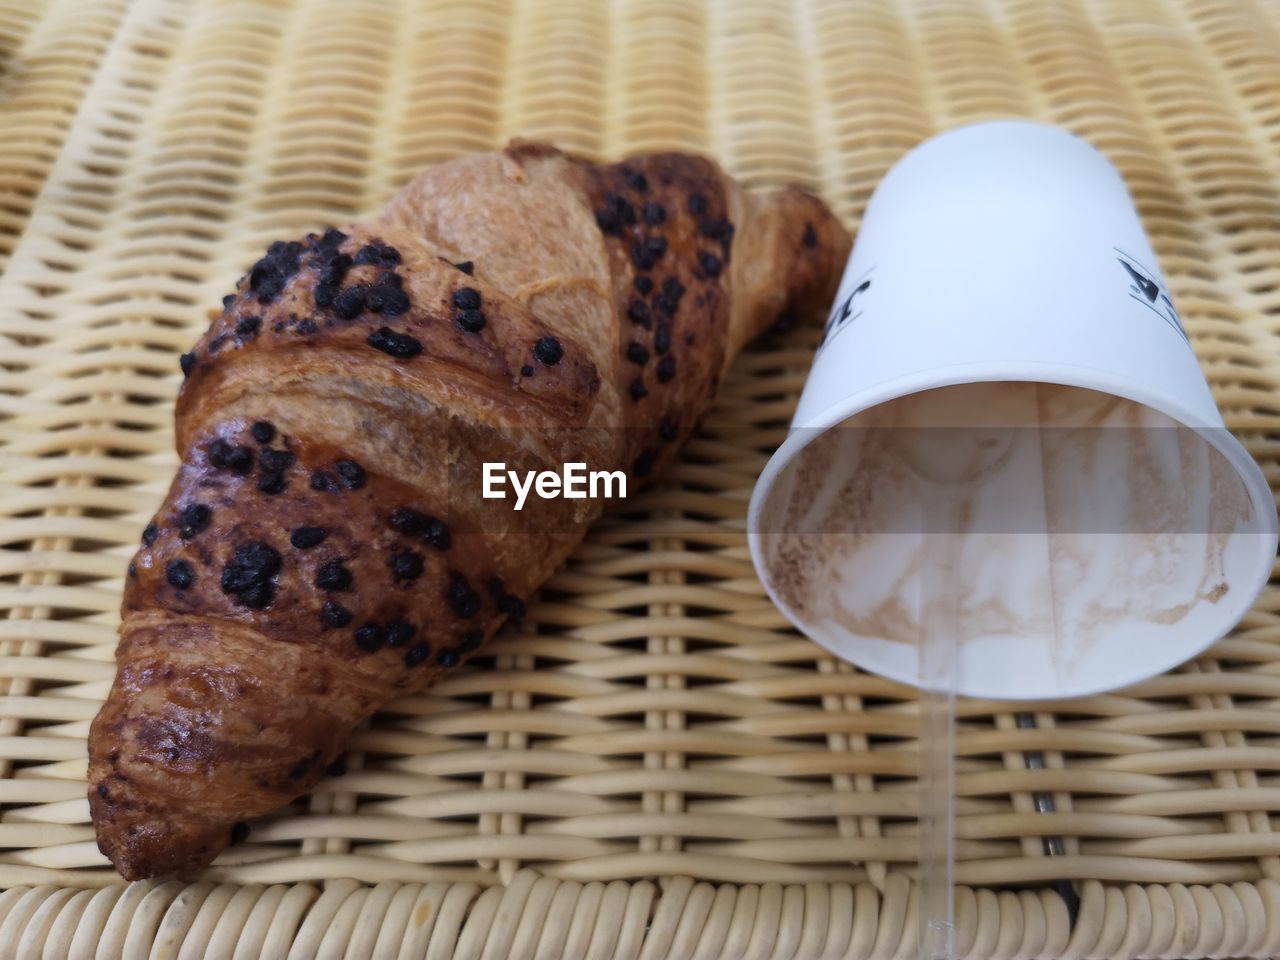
[748,120,1277,700]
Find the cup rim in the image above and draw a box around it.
[747,360,1278,699]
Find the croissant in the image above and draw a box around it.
[88,141,851,880]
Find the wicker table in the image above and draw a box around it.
[2,0,1280,956]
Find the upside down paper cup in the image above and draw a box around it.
[747,121,1278,700]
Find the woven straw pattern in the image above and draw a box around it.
[2,0,1280,956]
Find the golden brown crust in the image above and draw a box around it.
[89,614,383,880]
[90,142,851,880]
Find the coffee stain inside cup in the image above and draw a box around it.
[758,382,1253,682]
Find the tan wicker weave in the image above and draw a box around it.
[2,0,1280,956]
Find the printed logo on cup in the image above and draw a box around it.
[1115,248,1187,342]
[819,267,873,354]
[748,121,1277,700]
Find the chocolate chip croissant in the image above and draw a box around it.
[88,141,851,880]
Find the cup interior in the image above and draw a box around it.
[752,381,1273,698]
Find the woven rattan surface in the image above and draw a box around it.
[3,0,1280,956]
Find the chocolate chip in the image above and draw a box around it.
[315,560,352,592]
[459,629,484,652]
[657,355,676,382]
[533,337,563,365]
[802,222,817,248]
[629,377,647,401]
[381,286,411,317]
[424,517,451,550]
[142,523,159,547]
[257,472,286,495]
[437,648,460,668]
[631,236,667,271]
[453,287,481,311]
[236,316,261,339]
[454,260,474,275]
[209,439,253,475]
[633,450,654,477]
[498,594,524,626]
[249,240,304,304]
[98,784,109,799]
[659,415,678,442]
[721,222,735,254]
[326,757,348,777]
[177,504,212,539]
[654,275,684,316]
[698,216,731,241]
[166,559,195,589]
[248,269,280,302]
[260,449,295,473]
[269,239,305,269]
[291,526,327,549]
[643,202,666,225]
[180,352,196,377]
[354,622,384,652]
[222,294,236,310]
[221,542,282,609]
[251,421,276,444]
[405,642,430,666]
[367,327,422,358]
[634,276,654,295]
[626,342,649,365]
[334,459,365,490]
[596,193,636,235]
[389,507,450,550]
[296,319,317,334]
[317,228,348,251]
[627,300,650,325]
[388,506,427,536]
[625,170,648,192]
[228,447,253,475]
[238,579,277,610]
[321,600,352,628]
[311,470,340,492]
[314,282,337,308]
[688,193,708,215]
[595,208,621,236]
[354,242,401,267]
[127,563,136,579]
[390,549,424,581]
[319,252,353,288]
[230,822,250,845]
[334,285,367,319]
[385,619,416,647]
[369,281,410,317]
[447,573,480,619]
[654,324,671,355]
[520,365,534,377]
[456,309,486,333]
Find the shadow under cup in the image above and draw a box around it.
[750,381,1276,699]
